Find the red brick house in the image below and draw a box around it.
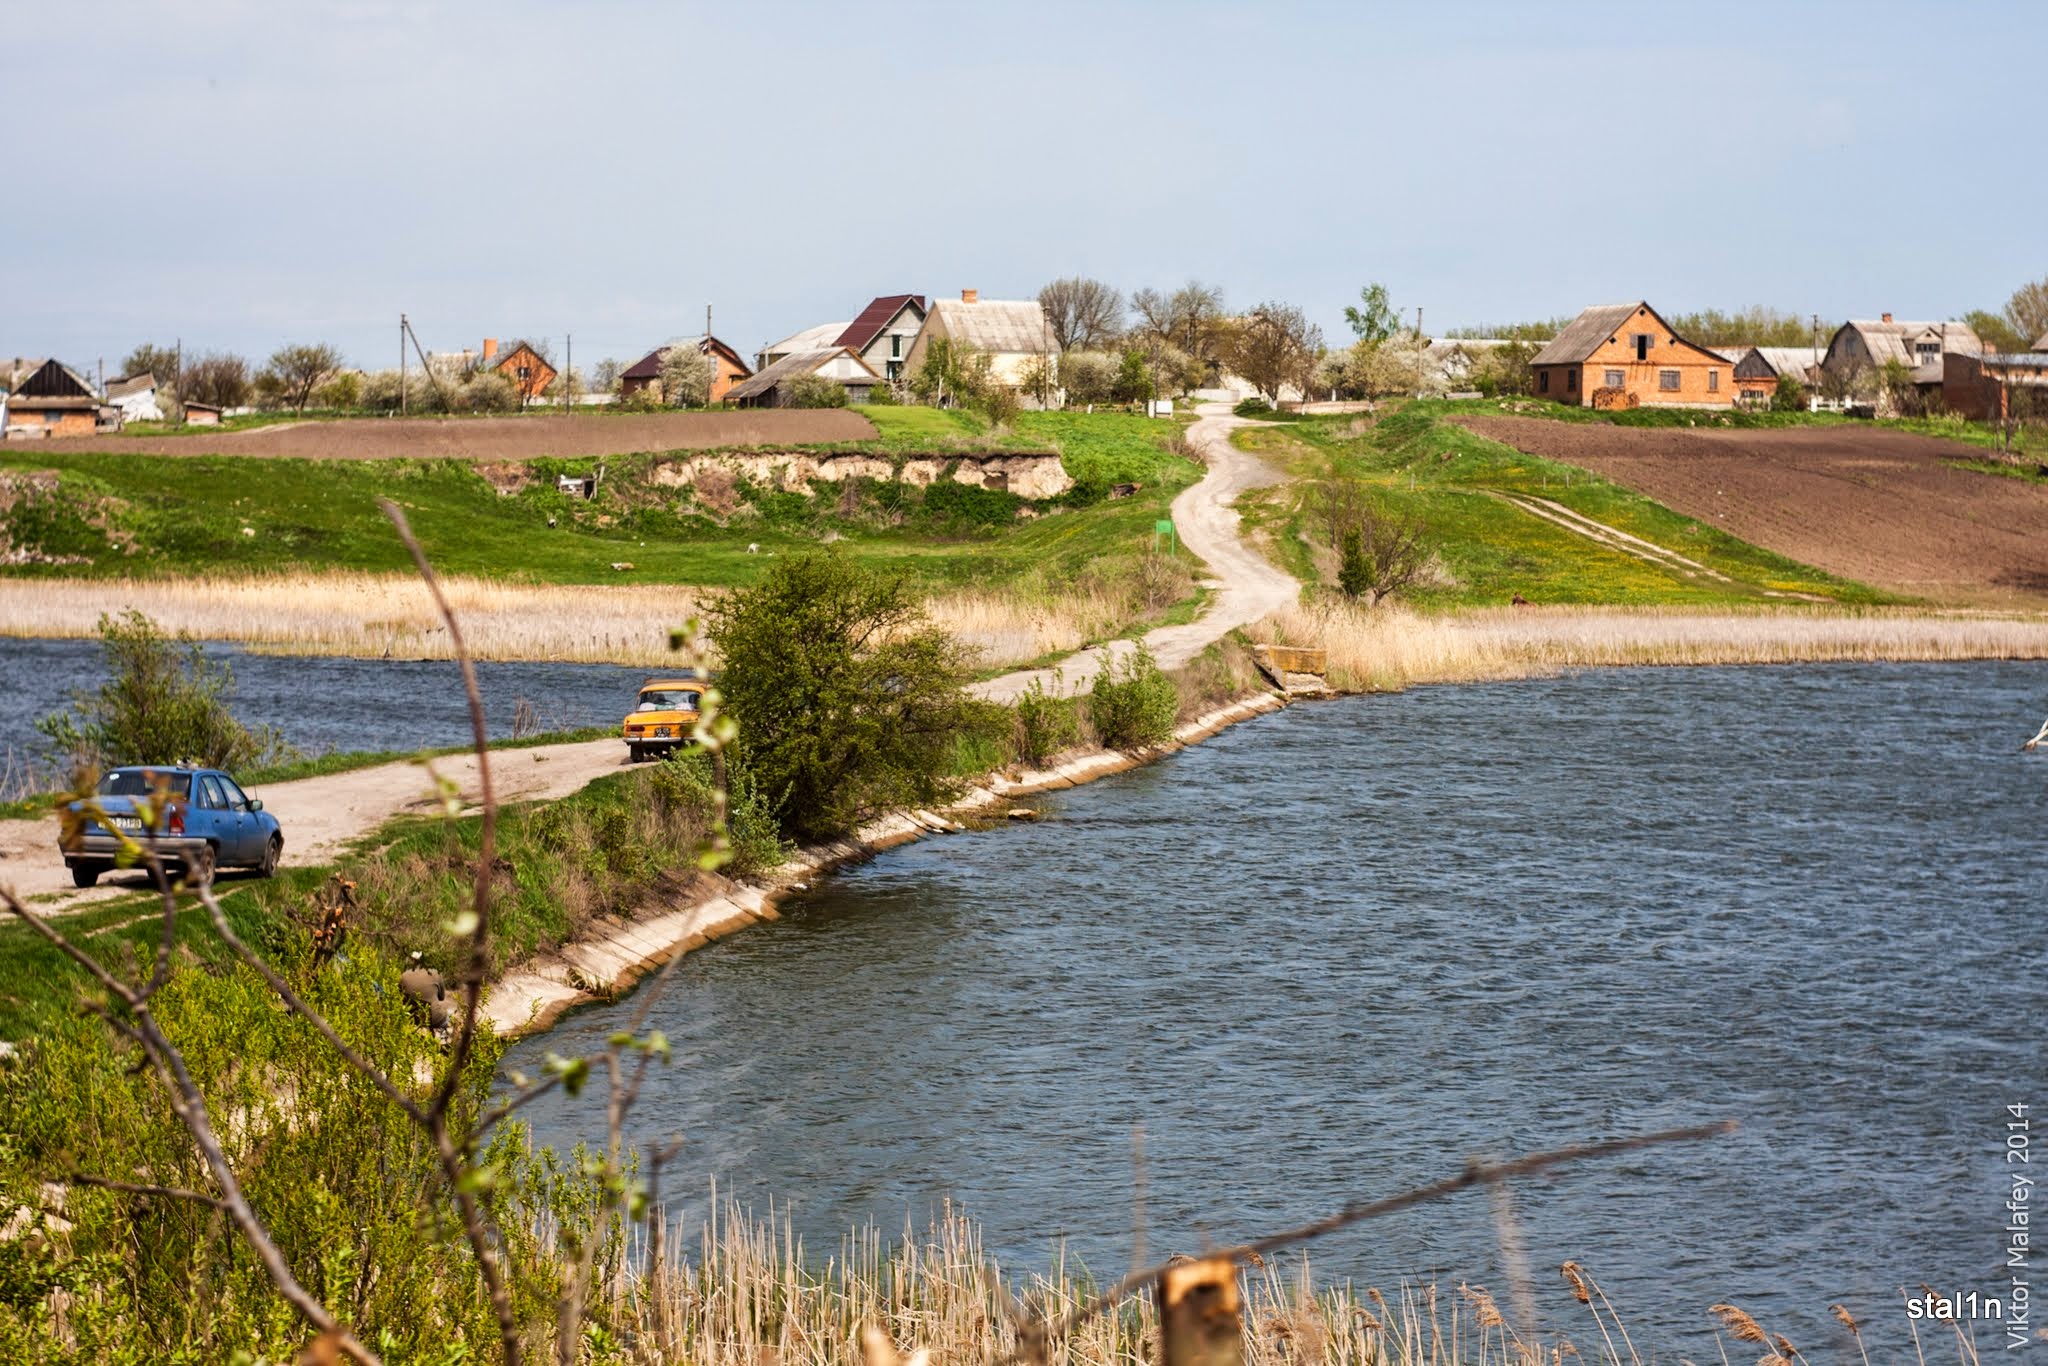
[2,360,100,438]
[1531,302,1735,409]
[620,335,752,405]
[477,338,557,401]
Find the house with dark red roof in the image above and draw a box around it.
[619,335,752,405]
[833,294,927,383]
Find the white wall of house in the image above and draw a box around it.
[113,386,163,422]
[854,302,925,382]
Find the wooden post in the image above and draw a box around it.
[1159,1258,1242,1366]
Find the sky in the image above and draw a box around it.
[7,0,2045,375]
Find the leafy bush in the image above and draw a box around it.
[787,372,849,409]
[1014,677,1081,765]
[37,610,289,772]
[708,552,981,841]
[919,477,1022,530]
[661,345,715,407]
[648,747,786,878]
[1771,374,1808,412]
[1233,395,1275,417]
[1088,645,1179,750]
[456,370,519,413]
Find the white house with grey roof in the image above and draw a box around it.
[902,290,1057,404]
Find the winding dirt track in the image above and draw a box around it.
[0,403,1300,910]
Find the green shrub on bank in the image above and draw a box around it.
[709,551,983,841]
[1014,677,1082,765]
[35,609,290,773]
[650,748,787,878]
[1089,646,1179,750]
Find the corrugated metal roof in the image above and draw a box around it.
[834,295,926,352]
[762,322,849,358]
[106,373,157,399]
[1530,303,1647,365]
[1839,319,1984,366]
[928,298,1053,355]
[725,348,881,403]
[1752,347,1822,378]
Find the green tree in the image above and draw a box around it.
[1771,373,1809,412]
[1344,282,1402,345]
[261,342,344,416]
[37,610,288,772]
[1110,348,1154,403]
[120,342,180,384]
[1963,309,2027,354]
[786,371,848,408]
[707,553,980,841]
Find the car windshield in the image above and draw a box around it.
[637,690,700,710]
[98,770,192,798]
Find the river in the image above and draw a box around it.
[0,637,645,778]
[507,660,2047,1360]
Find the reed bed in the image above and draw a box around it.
[1252,600,2048,693]
[0,574,1145,671]
[588,1200,1645,1366]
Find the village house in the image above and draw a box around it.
[1725,346,1824,406]
[619,334,752,405]
[724,348,885,408]
[1530,302,1734,408]
[834,294,927,383]
[756,322,848,373]
[474,339,556,401]
[1820,315,1982,411]
[1941,350,2048,423]
[2,360,101,438]
[106,372,165,423]
[902,290,1057,403]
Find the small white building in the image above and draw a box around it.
[105,372,164,423]
[902,290,1058,403]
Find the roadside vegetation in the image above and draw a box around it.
[1239,402,1888,608]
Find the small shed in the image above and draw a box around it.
[183,401,224,426]
[725,348,885,408]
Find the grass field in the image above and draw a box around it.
[0,409,1197,590]
[1239,402,1888,608]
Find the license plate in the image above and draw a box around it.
[110,816,141,832]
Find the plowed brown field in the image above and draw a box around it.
[1457,415,2048,602]
[35,409,878,460]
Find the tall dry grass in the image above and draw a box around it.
[1253,600,2048,692]
[588,1199,1644,1366]
[0,574,1161,671]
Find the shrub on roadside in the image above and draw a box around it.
[1089,645,1179,751]
[1233,395,1274,417]
[707,552,982,841]
[649,747,786,878]
[1014,677,1082,766]
[36,610,289,773]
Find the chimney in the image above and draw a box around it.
[961,288,978,304]
[483,338,499,362]
[1880,313,1892,324]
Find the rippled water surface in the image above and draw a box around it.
[512,661,2047,1358]
[0,637,645,769]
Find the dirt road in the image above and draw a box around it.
[1458,415,2048,602]
[976,403,1299,702]
[0,738,628,911]
[0,404,1300,910]
[30,409,878,461]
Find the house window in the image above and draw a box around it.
[1539,370,1550,393]
[1659,370,1681,391]
[1632,333,1652,361]
[1567,368,1578,390]
[891,335,902,359]
[1708,370,1719,392]
[1604,369,1624,388]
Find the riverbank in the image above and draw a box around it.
[481,690,1285,1036]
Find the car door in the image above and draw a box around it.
[221,776,266,862]
[197,775,247,862]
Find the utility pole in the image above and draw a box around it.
[1415,306,1424,340]
[174,338,182,412]
[400,314,408,416]
[565,333,572,408]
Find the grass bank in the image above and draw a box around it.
[0,410,1195,589]
[1239,402,1887,608]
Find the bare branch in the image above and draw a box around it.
[70,1171,225,1209]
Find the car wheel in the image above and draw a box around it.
[628,744,644,763]
[70,863,101,889]
[258,834,282,878]
[184,844,217,886]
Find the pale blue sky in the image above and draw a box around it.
[8,1,2043,374]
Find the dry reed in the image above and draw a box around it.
[1251,600,2048,693]
[0,574,1153,671]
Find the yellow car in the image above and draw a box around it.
[623,674,703,762]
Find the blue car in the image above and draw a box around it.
[63,765,284,888]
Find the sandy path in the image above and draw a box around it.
[975,403,1299,702]
[1,404,1299,909]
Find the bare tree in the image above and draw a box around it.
[1228,301,1322,403]
[263,343,344,416]
[180,351,252,408]
[120,342,180,384]
[2006,276,2048,347]
[1037,277,1124,352]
